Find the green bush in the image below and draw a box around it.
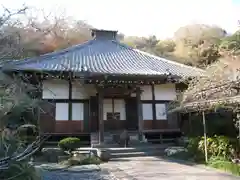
[187,137,201,154]
[185,135,239,162]
[17,124,38,145]
[58,137,81,152]
[208,156,240,176]
[186,137,204,161]
[186,136,238,161]
[198,136,235,160]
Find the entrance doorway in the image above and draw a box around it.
[125,97,138,131]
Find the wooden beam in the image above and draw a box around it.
[202,111,208,163]
[136,87,143,141]
[98,87,104,144]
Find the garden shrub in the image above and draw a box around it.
[186,136,238,162]
[58,137,81,152]
[186,136,204,161]
[17,124,38,145]
[198,135,236,160]
[187,137,201,154]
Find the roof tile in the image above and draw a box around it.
[3,39,204,77]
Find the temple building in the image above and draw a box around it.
[2,29,204,145]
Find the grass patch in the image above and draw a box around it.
[207,157,240,176]
[168,151,240,176]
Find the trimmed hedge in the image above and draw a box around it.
[58,137,81,152]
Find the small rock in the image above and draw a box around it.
[97,149,111,162]
[232,158,240,164]
[164,146,187,156]
[119,130,130,147]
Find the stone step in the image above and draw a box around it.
[106,144,170,154]
[111,150,165,158]
[79,143,170,158]
[109,145,167,158]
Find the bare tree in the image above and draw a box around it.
[0,6,49,180]
[0,5,29,60]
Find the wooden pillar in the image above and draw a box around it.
[151,84,156,129]
[68,74,72,121]
[202,111,208,162]
[189,113,192,134]
[98,87,104,144]
[136,87,143,141]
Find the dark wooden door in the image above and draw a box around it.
[89,96,98,132]
[125,97,138,131]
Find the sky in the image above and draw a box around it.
[1,0,240,39]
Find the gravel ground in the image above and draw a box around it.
[40,169,118,180]
[101,157,240,180]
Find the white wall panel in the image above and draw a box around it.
[72,82,96,99]
[103,99,126,120]
[72,82,88,99]
[114,99,126,120]
[155,104,167,120]
[55,103,68,120]
[140,85,152,100]
[142,103,153,120]
[154,84,176,100]
[42,80,69,99]
[72,103,84,120]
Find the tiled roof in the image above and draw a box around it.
[3,39,204,77]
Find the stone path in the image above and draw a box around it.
[101,156,240,180]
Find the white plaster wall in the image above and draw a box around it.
[42,80,96,99]
[42,80,69,99]
[155,103,167,120]
[140,85,152,100]
[72,81,96,99]
[72,103,84,120]
[114,99,126,120]
[142,103,153,120]
[103,99,126,120]
[55,103,68,120]
[154,84,176,100]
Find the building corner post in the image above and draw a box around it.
[136,87,143,141]
[98,87,104,144]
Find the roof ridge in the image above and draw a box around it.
[112,40,204,73]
